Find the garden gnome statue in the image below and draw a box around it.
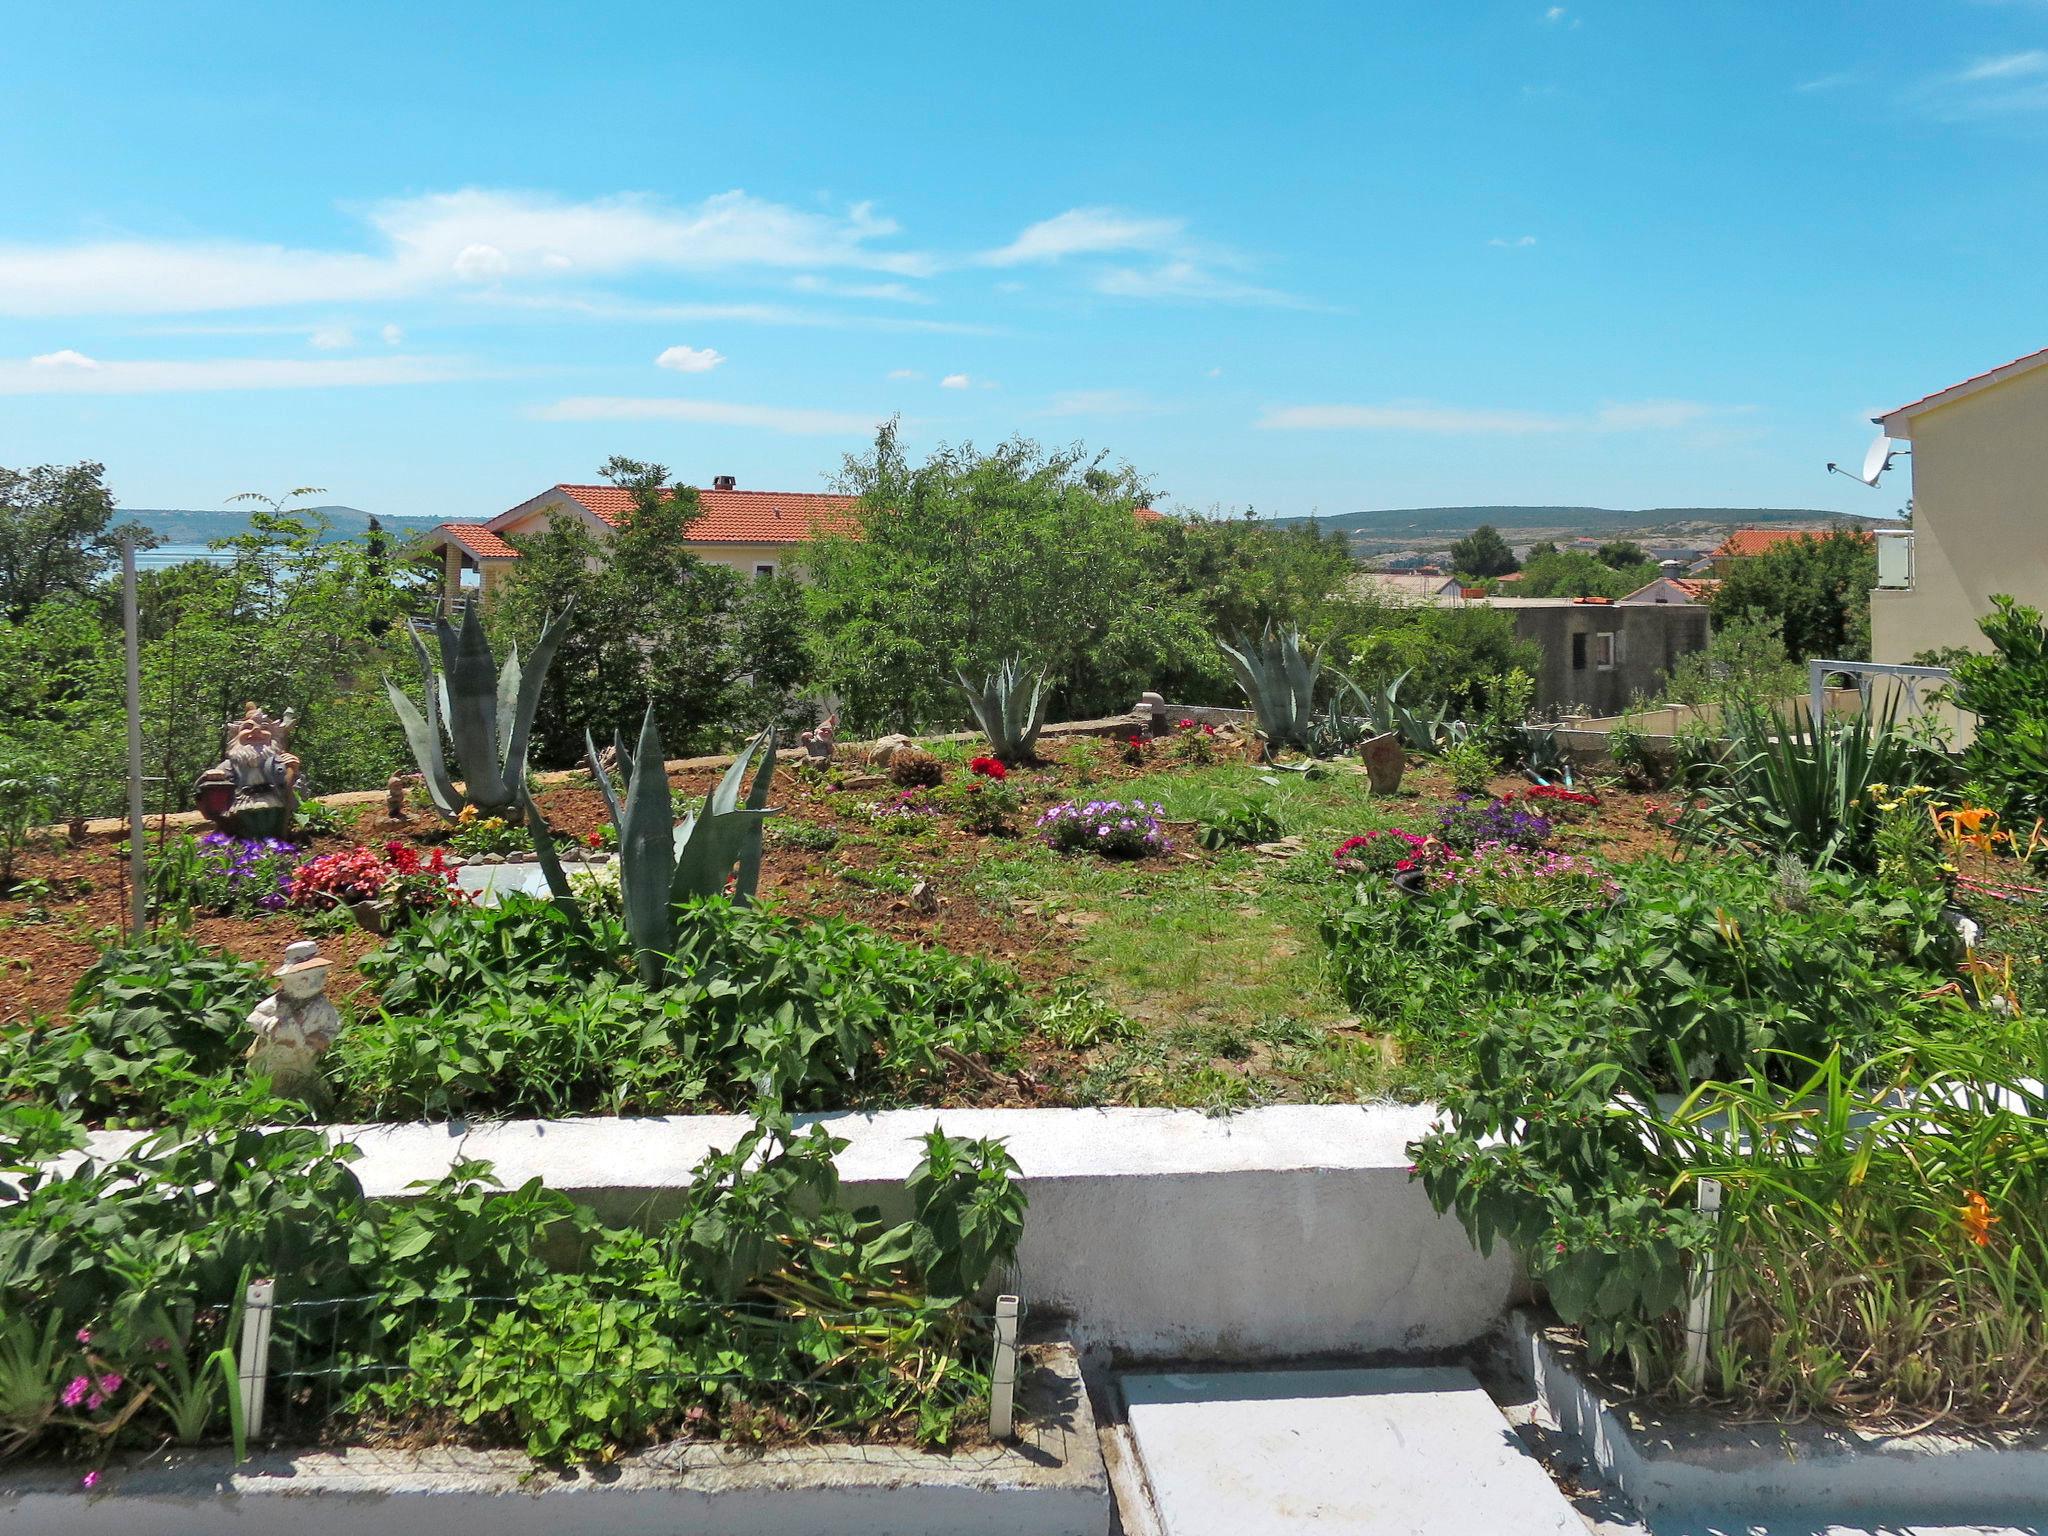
[194,703,300,838]
[385,769,421,821]
[800,713,838,760]
[246,940,339,1109]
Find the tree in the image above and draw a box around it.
[801,423,1205,733]
[498,458,811,762]
[1661,611,1803,713]
[1596,539,1649,570]
[1710,527,1876,662]
[1448,524,1518,579]
[1332,602,1541,714]
[0,462,155,619]
[1516,549,1659,600]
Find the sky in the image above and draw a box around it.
[5,1,2048,524]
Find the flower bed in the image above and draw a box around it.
[1037,799,1171,858]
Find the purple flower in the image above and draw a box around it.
[81,1470,100,1491]
[60,1376,89,1408]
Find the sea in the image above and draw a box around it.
[133,543,238,570]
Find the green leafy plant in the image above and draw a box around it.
[1605,714,1658,790]
[291,799,350,838]
[385,597,571,821]
[1439,735,1496,795]
[956,656,1049,764]
[1195,794,1282,849]
[1218,624,1320,756]
[0,747,56,892]
[1953,596,2048,835]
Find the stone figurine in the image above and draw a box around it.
[800,713,838,760]
[386,769,422,821]
[194,703,301,839]
[246,940,340,1108]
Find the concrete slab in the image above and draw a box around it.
[1123,1365,1585,1535]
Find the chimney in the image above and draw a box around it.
[1659,558,1683,577]
[712,474,737,491]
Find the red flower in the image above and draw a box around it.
[969,756,1008,780]
[1177,717,1196,730]
[586,831,604,848]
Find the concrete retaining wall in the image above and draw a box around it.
[83,1104,1518,1359]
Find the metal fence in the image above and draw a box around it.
[236,1280,1024,1445]
[1806,658,1962,736]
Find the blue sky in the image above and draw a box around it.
[4,1,2046,523]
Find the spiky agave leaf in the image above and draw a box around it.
[438,601,511,808]
[618,705,678,985]
[498,604,572,787]
[956,656,1050,763]
[385,626,462,817]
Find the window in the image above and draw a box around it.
[1594,631,1617,671]
[754,563,776,578]
[1571,633,1587,671]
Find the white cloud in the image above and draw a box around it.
[29,348,101,370]
[1795,71,1857,92]
[308,324,355,349]
[0,188,932,317]
[940,373,972,389]
[1544,6,1566,20]
[452,242,509,281]
[1206,366,1224,378]
[381,323,405,345]
[980,207,1186,266]
[1256,398,1744,434]
[1488,234,1538,248]
[533,396,879,434]
[655,344,726,373]
[790,274,931,304]
[0,354,473,395]
[886,368,923,380]
[1920,50,2048,115]
[1958,49,2048,81]
[1094,261,1309,308]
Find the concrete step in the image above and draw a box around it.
[1122,1365,1585,1535]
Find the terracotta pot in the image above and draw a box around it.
[1362,731,1406,795]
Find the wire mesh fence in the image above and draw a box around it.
[249,1286,1027,1447]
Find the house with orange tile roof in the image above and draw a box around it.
[1866,344,2048,664]
[429,476,1166,608]
[1620,574,1719,605]
[1704,525,1870,574]
[428,476,863,608]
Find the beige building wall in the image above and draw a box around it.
[1872,362,2048,663]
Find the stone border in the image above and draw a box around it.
[64,715,1148,837]
[78,1105,1519,1360]
[1508,1309,2048,1522]
[0,1344,1108,1536]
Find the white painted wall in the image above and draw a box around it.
[83,1104,1519,1359]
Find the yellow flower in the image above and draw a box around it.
[457,804,479,825]
[1958,1189,2000,1248]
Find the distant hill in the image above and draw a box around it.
[1270,505,1883,537]
[119,507,445,544]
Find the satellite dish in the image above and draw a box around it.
[1826,435,1897,487]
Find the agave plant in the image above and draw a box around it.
[955,657,1049,764]
[1217,625,1320,756]
[528,708,776,984]
[385,599,571,821]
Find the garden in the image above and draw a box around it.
[4,453,2048,1500]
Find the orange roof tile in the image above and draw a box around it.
[1711,526,1870,560]
[551,483,863,545]
[435,523,521,560]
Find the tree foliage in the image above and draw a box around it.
[496,459,812,764]
[0,462,155,620]
[1710,527,1876,662]
[1515,549,1659,600]
[1448,524,1519,579]
[800,424,1204,733]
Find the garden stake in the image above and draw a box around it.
[1683,1178,1723,1389]
[237,1278,276,1440]
[988,1295,1020,1440]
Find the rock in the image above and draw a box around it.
[910,878,938,913]
[870,733,914,766]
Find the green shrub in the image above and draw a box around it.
[0,941,268,1119]
[343,896,1027,1118]
[1194,794,1281,850]
[1439,736,1496,794]
[0,746,56,891]
[1954,596,2048,834]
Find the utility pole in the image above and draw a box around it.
[122,533,146,942]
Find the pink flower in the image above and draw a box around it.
[1177,717,1195,729]
[81,1470,100,1491]
[74,1328,92,1344]
[60,1376,89,1408]
[97,1374,123,1396]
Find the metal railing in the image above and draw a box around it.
[1806,658,1957,727]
